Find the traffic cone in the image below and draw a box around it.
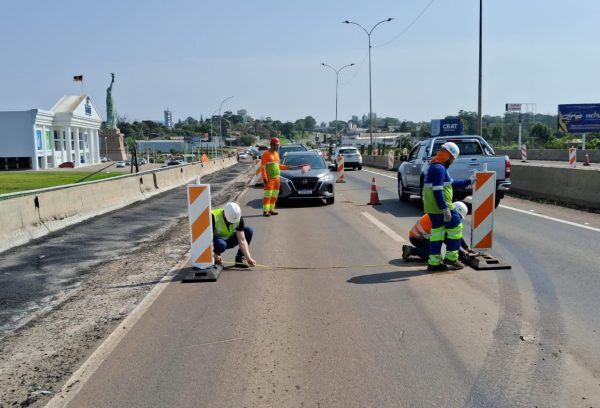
[583,151,591,166]
[368,177,382,205]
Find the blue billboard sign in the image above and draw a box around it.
[431,119,463,136]
[558,104,600,133]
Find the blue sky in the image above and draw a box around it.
[1,0,599,124]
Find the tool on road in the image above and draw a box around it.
[569,146,577,168]
[583,151,591,166]
[367,177,382,205]
[521,144,527,162]
[465,170,511,270]
[184,181,223,282]
[336,155,345,183]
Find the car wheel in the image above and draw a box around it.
[357,165,362,170]
[326,197,335,205]
[398,179,410,202]
[495,196,501,208]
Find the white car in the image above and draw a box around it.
[332,146,362,170]
[238,152,248,160]
[115,161,126,168]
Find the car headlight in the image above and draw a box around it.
[280,176,291,184]
[319,173,333,182]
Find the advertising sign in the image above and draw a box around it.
[505,103,522,112]
[36,130,43,150]
[558,104,600,133]
[45,130,52,151]
[431,119,463,136]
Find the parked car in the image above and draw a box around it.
[115,161,126,168]
[101,157,108,163]
[279,151,335,205]
[332,146,362,170]
[397,135,511,207]
[166,160,185,166]
[58,161,74,168]
[279,144,308,158]
[238,152,248,160]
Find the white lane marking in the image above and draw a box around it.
[363,168,397,180]
[499,204,600,233]
[361,211,406,242]
[45,258,188,408]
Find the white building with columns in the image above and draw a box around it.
[0,95,103,170]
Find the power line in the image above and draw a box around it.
[373,0,436,48]
[340,50,368,85]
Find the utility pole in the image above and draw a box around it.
[477,0,483,136]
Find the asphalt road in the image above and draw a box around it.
[59,166,600,407]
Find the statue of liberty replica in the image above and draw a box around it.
[100,73,127,160]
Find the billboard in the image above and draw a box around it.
[558,104,600,133]
[431,119,463,136]
[505,103,522,112]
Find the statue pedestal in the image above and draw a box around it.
[100,128,127,161]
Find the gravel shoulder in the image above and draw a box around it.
[0,162,253,407]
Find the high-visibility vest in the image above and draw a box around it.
[261,151,281,179]
[409,214,433,239]
[212,208,239,239]
[423,163,455,214]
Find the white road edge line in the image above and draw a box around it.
[361,211,406,243]
[363,168,397,180]
[45,257,189,408]
[499,204,600,233]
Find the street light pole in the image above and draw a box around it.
[218,96,234,158]
[343,18,393,149]
[321,62,354,145]
[477,0,483,136]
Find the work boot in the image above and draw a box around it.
[402,245,414,261]
[443,259,465,270]
[235,254,249,268]
[427,263,449,272]
[269,210,279,215]
[263,212,271,217]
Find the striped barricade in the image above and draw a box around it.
[185,182,222,281]
[569,147,577,168]
[252,159,263,185]
[336,155,345,183]
[387,150,395,170]
[471,171,496,250]
[521,144,527,162]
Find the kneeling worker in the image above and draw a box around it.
[403,201,471,262]
[212,202,257,268]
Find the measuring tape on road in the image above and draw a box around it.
[221,260,399,270]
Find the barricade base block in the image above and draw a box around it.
[464,252,511,270]
[181,263,224,282]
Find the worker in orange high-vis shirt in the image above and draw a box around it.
[261,137,289,217]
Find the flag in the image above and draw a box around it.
[73,75,83,82]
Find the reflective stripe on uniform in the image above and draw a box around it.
[446,223,463,240]
[428,253,442,266]
[432,186,443,191]
[445,250,459,262]
[430,226,446,242]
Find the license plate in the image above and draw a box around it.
[298,189,312,194]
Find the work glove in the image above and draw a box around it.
[442,208,452,223]
[468,172,476,190]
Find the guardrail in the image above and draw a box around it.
[0,157,238,254]
[495,149,600,162]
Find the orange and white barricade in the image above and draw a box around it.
[471,171,496,250]
[521,144,527,162]
[188,183,213,268]
[251,159,263,185]
[387,150,395,170]
[336,155,345,183]
[569,147,577,168]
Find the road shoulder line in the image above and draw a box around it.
[499,204,600,233]
[363,168,397,180]
[361,211,407,242]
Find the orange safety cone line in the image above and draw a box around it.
[368,177,382,205]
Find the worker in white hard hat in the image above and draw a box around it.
[402,201,473,262]
[212,202,256,268]
[422,142,473,271]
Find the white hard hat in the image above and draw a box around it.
[442,142,460,159]
[453,201,468,219]
[224,202,242,223]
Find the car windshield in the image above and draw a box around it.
[339,148,358,154]
[282,154,326,169]
[431,140,483,156]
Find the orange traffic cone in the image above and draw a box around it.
[368,177,382,205]
[583,151,591,166]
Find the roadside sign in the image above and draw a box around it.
[505,103,522,112]
[431,119,463,136]
[558,104,600,133]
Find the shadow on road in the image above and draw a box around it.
[347,268,430,284]
[370,198,424,219]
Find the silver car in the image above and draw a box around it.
[279,151,335,205]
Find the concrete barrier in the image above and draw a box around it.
[362,155,600,210]
[0,157,238,253]
[496,149,600,162]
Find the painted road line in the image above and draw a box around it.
[362,211,406,242]
[45,258,189,408]
[363,168,397,180]
[499,204,600,233]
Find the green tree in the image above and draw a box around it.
[303,116,316,131]
[529,123,552,145]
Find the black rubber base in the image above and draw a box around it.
[464,253,512,270]
[181,264,224,282]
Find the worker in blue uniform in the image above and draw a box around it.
[422,142,473,271]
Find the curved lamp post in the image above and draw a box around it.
[321,62,354,145]
[343,18,393,148]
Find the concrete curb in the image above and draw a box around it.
[0,158,238,254]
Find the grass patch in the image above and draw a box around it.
[0,171,120,195]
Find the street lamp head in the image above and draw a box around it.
[387,18,394,21]
[350,63,355,66]
[342,20,350,24]
[321,62,326,66]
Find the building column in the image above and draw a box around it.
[41,125,48,169]
[74,127,81,166]
[49,128,56,168]
[89,128,96,163]
[65,126,72,163]
[94,129,101,162]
